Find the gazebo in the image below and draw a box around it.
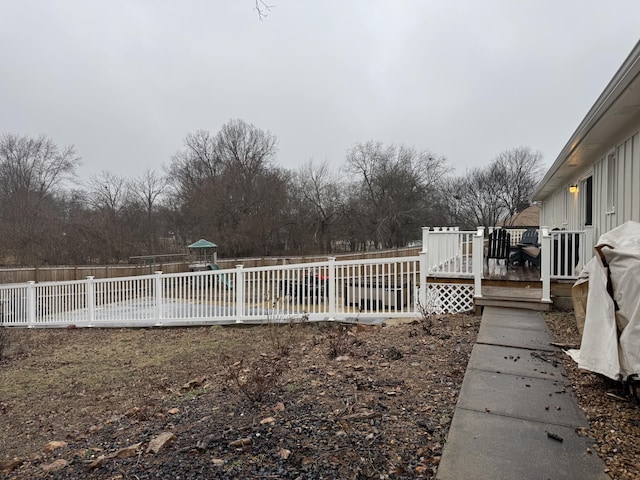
[187,239,218,270]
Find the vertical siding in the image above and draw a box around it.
[587,128,640,238]
[540,181,579,230]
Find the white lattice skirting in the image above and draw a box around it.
[425,283,475,314]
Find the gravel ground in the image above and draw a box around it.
[545,311,640,480]
[1,310,637,479]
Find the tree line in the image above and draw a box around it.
[0,120,544,266]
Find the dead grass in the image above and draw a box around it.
[0,316,481,479]
[0,326,258,457]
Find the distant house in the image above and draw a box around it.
[499,205,540,229]
[532,40,640,246]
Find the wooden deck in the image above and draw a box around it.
[428,262,549,312]
[483,262,541,283]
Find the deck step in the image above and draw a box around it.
[474,297,552,312]
[475,287,551,312]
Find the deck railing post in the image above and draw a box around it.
[472,227,484,298]
[419,227,430,310]
[421,227,430,257]
[585,226,595,263]
[419,250,428,313]
[328,257,336,321]
[27,281,36,328]
[540,228,551,302]
[86,276,95,326]
[235,265,245,323]
[154,271,163,325]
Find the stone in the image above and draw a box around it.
[147,432,176,454]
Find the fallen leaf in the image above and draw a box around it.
[147,432,176,454]
[278,447,292,459]
[212,458,225,466]
[260,417,276,425]
[87,455,105,469]
[42,459,68,472]
[44,440,68,453]
[167,407,180,415]
[0,458,23,473]
[229,437,252,447]
[181,376,207,391]
[107,442,143,459]
[124,406,142,417]
[272,402,285,413]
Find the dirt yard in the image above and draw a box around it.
[0,315,479,479]
[545,312,640,480]
[1,311,638,479]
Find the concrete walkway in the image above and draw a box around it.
[437,306,608,480]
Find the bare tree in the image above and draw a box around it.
[165,119,282,256]
[293,159,344,253]
[254,0,274,19]
[345,141,449,248]
[445,146,545,229]
[215,118,278,178]
[492,147,545,225]
[130,168,167,221]
[0,133,80,203]
[86,171,128,213]
[0,133,80,264]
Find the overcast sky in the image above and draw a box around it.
[1,1,639,182]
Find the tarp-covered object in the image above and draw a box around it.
[577,221,640,380]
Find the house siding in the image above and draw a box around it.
[540,127,640,243]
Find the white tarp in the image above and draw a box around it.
[574,221,640,380]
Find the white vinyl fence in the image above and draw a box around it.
[0,256,426,328]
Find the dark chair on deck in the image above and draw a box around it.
[512,228,541,267]
[486,228,511,269]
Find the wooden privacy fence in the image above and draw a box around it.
[0,248,421,285]
[0,262,189,285]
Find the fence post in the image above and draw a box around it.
[473,227,484,298]
[154,271,163,326]
[540,228,551,302]
[328,257,336,321]
[86,276,95,326]
[235,265,245,323]
[27,281,36,328]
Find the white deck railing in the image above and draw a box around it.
[420,226,591,302]
[421,227,478,277]
[0,256,423,327]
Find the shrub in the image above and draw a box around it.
[223,356,285,404]
[265,313,308,357]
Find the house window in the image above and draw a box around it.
[606,152,616,213]
[583,176,593,226]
